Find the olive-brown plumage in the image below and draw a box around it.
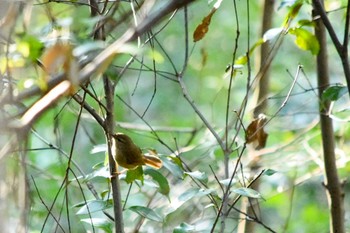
[112,133,162,170]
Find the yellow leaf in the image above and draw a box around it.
[148,50,164,63]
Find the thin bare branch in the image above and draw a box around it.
[72,93,106,131]
[31,176,66,233]
[16,81,72,131]
[177,76,226,151]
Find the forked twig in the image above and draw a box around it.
[31,176,66,232]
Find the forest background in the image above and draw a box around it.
[0,0,349,232]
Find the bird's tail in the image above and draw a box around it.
[143,154,162,169]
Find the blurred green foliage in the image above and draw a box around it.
[1,0,349,232]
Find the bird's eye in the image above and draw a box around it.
[116,137,125,143]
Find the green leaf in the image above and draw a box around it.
[278,0,299,10]
[178,187,214,202]
[297,19,315,28]
[125,166,144,184]
[100,190,111,200]
[289,28,320,55]
[289,1,303,20]
[148,49,164,63]
[128,206,163,222]
[235,39,264,65]
[90,144,107,154]
[235,55,248,65]
[81,218,113,233]
[282,1,303,27]
[144,167,170,196]
[219,178,237,187]
[92,161,105,170]
[233,187,264,199]
[173,222,195,233]
[264,169,277,176]
[162,156,184,179]
[84,165,110,183]
[322,85,347,102]
[184,171,208,184]
[263,28,283,42]
[76,199,113,215]
[17,34,44,61]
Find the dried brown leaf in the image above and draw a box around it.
[245,114,268,150]
[41,43,78,93]
[193,8,217,42]
[41,43,72,76]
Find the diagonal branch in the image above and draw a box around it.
[313,0,350,97]
[177,76,226,152]
[312,0,342,54]
[0,1,197,106]
[2,0,198,132]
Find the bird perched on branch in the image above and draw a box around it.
[112,133,162,171]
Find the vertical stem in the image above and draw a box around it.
[103,75,125,233]
[313,3,345,233]
[238,1,275,233]
[89,1,124,230]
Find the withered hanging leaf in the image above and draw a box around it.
[41,43,72,76]
[245,114,268,150]
[193,8,217,42]
[41,43,79,93]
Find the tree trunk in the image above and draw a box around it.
[313,2,345,232]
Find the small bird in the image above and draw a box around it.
[112,133,162,170]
